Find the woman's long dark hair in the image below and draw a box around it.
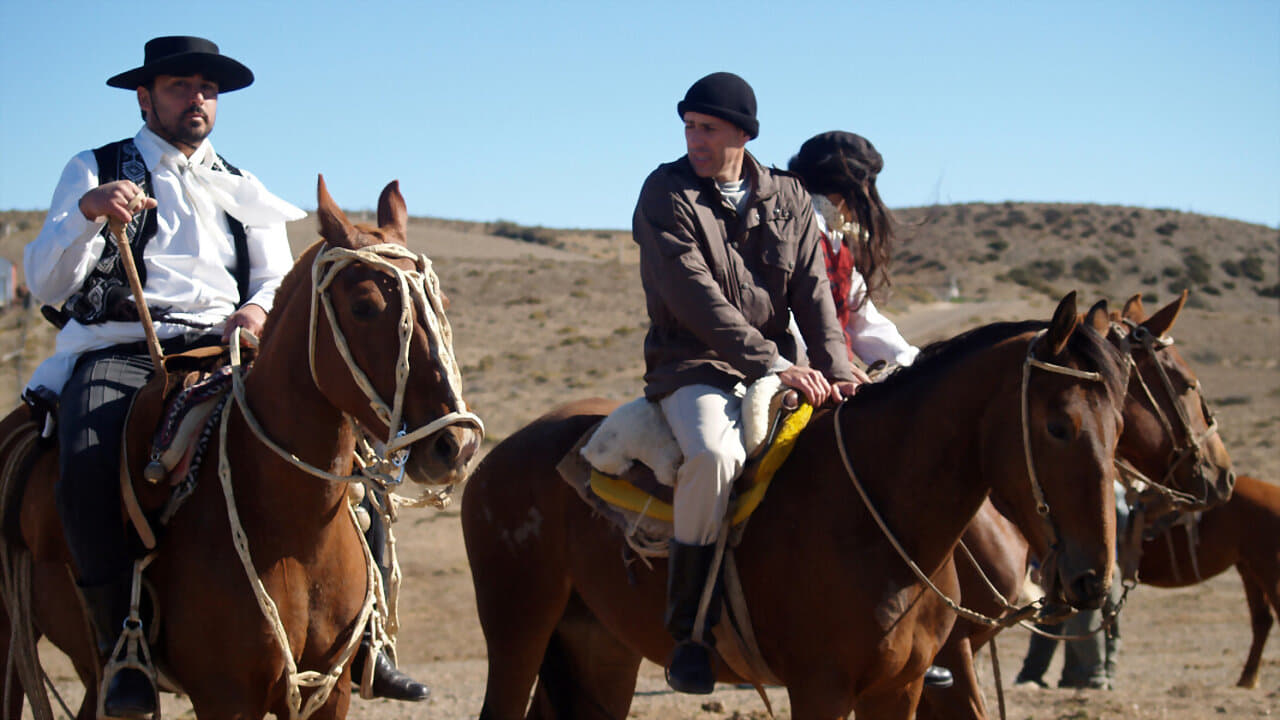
[788,131,896,309]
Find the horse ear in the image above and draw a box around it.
[316,174,356,249]
[1120,294,1146,323]
[1141,289,1187,339]
[1044,291,1080,357]
[1084,299,1110,335]
[376,180,408,242]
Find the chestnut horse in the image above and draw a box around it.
[0,177,482,720]
[462,293,1130,720]
[1134,473,1280,689]
[918,292,1237,720]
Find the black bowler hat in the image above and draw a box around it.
[107,36,254,92]
[677,72,759,139]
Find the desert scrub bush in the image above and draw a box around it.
[1257,283,1280,299]
[1141,292,1158,303]
[1182,250,1212,285]
[1042,208,1064,225]
[1221,259,1241,277]
[987,239,1009,253]
[1071,256,1110,284]
[994,210,1029,228]
[490,219,563,248]
[1240,254,1267,282]
[1108,220,1135,239]
[1154,221,1179,237]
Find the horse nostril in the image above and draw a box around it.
[433,431,461,465]
[1069,571,1106,609]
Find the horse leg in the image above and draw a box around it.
[917,631,986,720]
[469,538,574,720]
[527,592,642,720]
[845,681,922,720]
[1236,566,1273,689]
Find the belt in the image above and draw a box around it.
[103,333,223,357]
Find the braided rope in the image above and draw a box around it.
[217,402,378,720]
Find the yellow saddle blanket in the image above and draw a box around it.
[557,385,812,554]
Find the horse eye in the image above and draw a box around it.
[1046,420,1071,441]
[351,299,379,319]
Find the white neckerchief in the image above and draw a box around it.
[153,132,305,233]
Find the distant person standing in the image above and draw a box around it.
[787,131,919,369]
[1015,480,1129,690]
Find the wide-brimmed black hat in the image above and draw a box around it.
[107,36,254,92]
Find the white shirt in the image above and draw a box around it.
[24,126,299,394]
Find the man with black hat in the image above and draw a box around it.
[22,36,425,717]
[632,71,861,694]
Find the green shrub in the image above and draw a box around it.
[1241,255,1267,282]
[1072,256,1110,284]
[1182,250,1212,285]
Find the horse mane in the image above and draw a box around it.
[852,320,1128,407]
[258,239,324,344]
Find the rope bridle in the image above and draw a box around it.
[309,242,484,470]
[208,242,484,720]
[1109,320,1220,508]
[832,330,1112,629]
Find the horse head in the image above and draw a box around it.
[308,175,482,491]
[1108,291,1234,512]
[992,292,1129,610]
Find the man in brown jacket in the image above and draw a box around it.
[633,72,862,694]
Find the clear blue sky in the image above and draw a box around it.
[2,1,1277,230]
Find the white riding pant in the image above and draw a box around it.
[660,383,747,545]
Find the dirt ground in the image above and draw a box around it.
[8,220,1279,719]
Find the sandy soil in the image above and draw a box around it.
[7,216,1279,719]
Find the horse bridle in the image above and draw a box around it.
[1109,319,1220,507]
[832,329,1115,629]
[308,242,484,482]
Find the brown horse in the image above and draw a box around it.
[1136,473,1280,688]
[0,177,482,720]
[918,292,1237,720]
[462,293,1131,719]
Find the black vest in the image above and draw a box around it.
[45,139,250,328]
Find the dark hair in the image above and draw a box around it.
[788,131,896,309]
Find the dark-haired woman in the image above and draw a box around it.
[788,131,918,368]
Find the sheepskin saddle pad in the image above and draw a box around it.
[556,375,812,556]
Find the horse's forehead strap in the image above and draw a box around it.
[1025,331,1104,383]
[1119,318,1173,350]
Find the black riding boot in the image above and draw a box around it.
[80,575,157,719]
[349,493,430,702]
[664,540,722,695]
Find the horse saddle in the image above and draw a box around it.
[556,375,811,557]
[120,345,241,549]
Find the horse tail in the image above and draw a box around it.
[0,409,55,719]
